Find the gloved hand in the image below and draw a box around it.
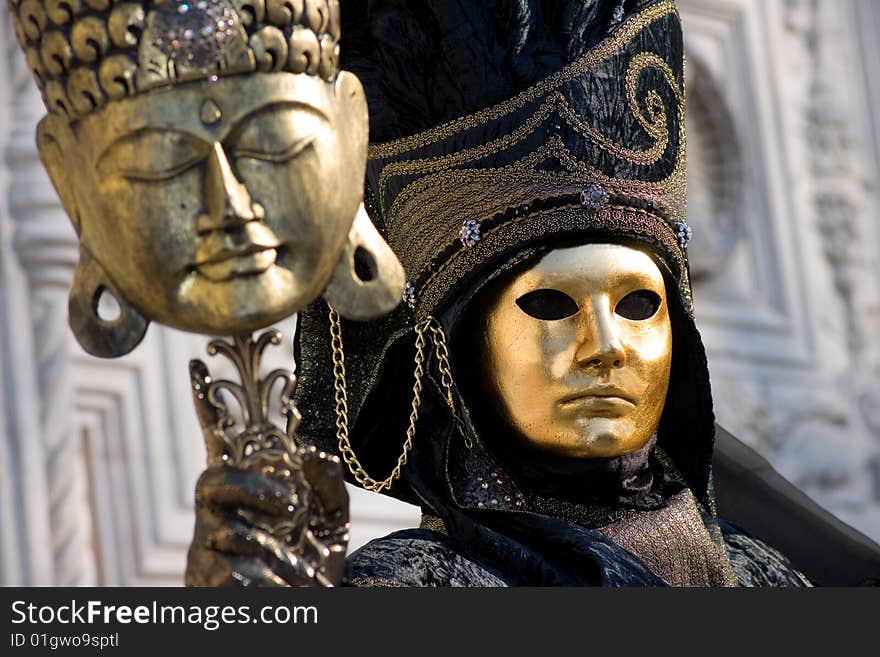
[185,446,349,587]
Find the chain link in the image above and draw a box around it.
[330,307,448,493]
[429,324,456,412]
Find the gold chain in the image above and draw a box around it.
[429,323,456,412]
[329,308,455,493]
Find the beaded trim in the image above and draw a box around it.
[384,136,686,261]
[409,201,692,322]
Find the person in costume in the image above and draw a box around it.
[292,0,802,587]
[187,0,880,586]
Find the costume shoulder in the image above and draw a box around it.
[346,529,509,587]
[714,425,880,585]
[720,520,812,587]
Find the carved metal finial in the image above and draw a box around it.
[189,329,301,468]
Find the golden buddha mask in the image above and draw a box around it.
[11,0,403,356]
[481,243,672,458]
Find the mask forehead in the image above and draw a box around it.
[78,73,334,159]
[519,243,666,300]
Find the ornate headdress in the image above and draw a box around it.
[298,0,714,512]
[362,0,691,320]
[8,0,341,121]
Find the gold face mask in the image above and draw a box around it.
[11,1,405,358]
[38,70,369,337]
[482,243,672,458]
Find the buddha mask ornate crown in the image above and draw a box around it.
[8,0,404,357]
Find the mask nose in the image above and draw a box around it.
[196,142,265,234]
[574,295,626,369]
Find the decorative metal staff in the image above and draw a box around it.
[8,0,404,585]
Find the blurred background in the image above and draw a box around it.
[1,0,879,585]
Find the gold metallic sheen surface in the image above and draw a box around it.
[482,243,672,458]
[37,70,370,336]
[322,204,405,321]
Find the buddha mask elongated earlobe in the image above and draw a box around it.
[68,248,149,358]
[322,204,405,320]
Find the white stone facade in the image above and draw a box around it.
[1,0,878,585]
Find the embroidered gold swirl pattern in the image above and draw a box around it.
[386,134,686,255]
[376,67,683,213]
[387,137,679,250]
[625,51,681,156]
[366,0,691,319]
[558,50,682,166]
[376,94,558,210]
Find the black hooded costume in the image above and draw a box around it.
[290,0,860,586]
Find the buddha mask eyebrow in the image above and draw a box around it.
[97,97,329,161]
[96,98,331,180]
[224,103,325,161]
[96,128,208,181]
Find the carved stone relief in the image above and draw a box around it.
[684,0,880,537]
[0,12,55,586]
[684,56,744,282]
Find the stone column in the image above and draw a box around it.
[0,14,53,586]
[2,18,96,585]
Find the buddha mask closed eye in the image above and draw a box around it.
[16,0,402,357]
[482,243,672,458]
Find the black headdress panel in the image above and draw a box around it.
[343,0,668,138]
[348,0,691,320]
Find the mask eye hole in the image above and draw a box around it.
[515,289,579,320]
[615,290,661,320]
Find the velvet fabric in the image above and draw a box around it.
[345,522,812,587]
[341,0,666,143]
[491,433,659,505]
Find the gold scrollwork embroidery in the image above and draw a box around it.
[376,74,683,210]
[385,135,686,255]
[375,93,560,210]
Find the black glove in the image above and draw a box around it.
[185,446,349,587]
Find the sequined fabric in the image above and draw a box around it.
[440,417,741,587]
[347,525,669,587]
[592,489,738,586]
[347,530,509,587]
